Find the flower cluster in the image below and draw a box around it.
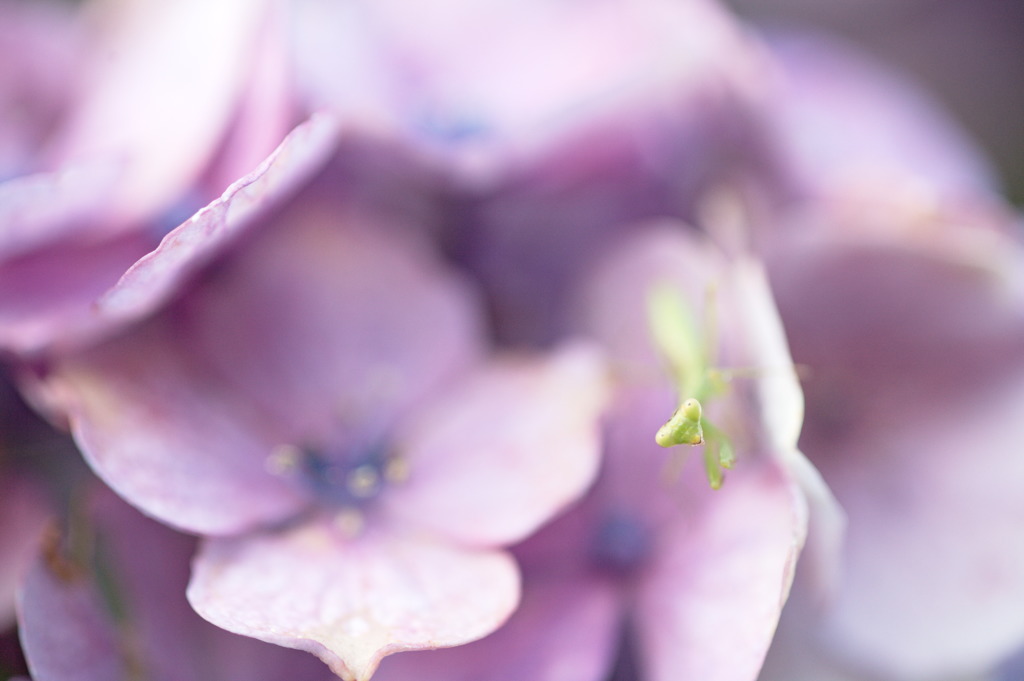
[2,1,1023,681]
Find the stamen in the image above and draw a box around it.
[346,465,381,499]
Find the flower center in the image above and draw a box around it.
[589,511,653,577]
[267,442,409,510]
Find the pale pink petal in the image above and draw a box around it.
[816,377,1024,679]
[730,258,803,452]
[47,0,274,225]
[769,226,1024,430]
[0,230,150,356]
[633,461,807,681]
[0,162,119,261]
[384,342,608,547]
[0,476,48,628]
[0,158,139,356]
[182,208,484,441]
[375,574,621,681]
[205,2,297,194]
[769,223,1024,677]
[93,112,339,333]
[47,320,306,536]
[0,0,83,177]
[295,0,766,177]
[188,517,520,681]
[40,121,479,535]
[1,114,337,356]
[573,221,730,372]
[730,257,846,598]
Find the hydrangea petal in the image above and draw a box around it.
[0,0,83,178]
[634,461,807,681]
[770,230,1024,677]
[2,114,337,356]
[731,256,846,598]
[182,209,484,442]
[205,5,297,194]
[0,162,119,260]
[384,342,608,547]
[93,112,339,333]
[0,230,150,355]
[47,0,272,225]
[818,380,1024,679]
[572,222,745,373]
[48,321,306,536]
[374,575,621,681]
[188,517,520,681]
[730,258,803,452]
[295,0,766,176]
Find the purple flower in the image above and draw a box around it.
[38,117,609,680]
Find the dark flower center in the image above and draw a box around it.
[269,441,408,511]
[590,511,653,577]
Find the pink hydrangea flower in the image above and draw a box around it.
[38,116,609,680]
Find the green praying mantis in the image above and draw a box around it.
[648,282,737,490]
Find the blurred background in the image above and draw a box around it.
[728,0,1024,206]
